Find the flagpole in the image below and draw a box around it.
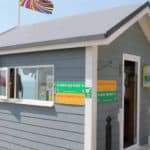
[18,1,21,26]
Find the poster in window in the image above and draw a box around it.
[39,83,47,100]
[46,75,54,101]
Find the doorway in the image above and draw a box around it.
[122,54,140,150]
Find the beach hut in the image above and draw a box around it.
[0,2,149,150]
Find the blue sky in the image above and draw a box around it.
[0,0,147,33]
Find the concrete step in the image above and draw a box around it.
[138,145,150,150]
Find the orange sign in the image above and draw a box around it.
[97,80,117,91]
[56,93,85,105]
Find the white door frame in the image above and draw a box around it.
[120,54,141,150]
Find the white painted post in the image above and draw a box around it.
[84,46,98,150]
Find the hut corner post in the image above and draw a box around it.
[84,46,98,150]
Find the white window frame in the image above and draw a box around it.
[0,68,9,99]
[0,65,55,107]
[120,54,141,150]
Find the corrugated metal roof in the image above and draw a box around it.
[0,2,149,49]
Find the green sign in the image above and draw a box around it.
[143,65,150,88]
[56,82,85,94]
[144,75,150,82]
[85,87,92,98]
[56,82,93,98]
[97,91,117,103]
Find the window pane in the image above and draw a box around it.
[16,66,54,101]
[38,67,54,101]
[0,70,6,96]
[16,68,37,99]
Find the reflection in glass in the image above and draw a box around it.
[16,68,36,99]
[0,71,6,96]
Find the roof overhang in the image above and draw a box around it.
[0,2,149,55]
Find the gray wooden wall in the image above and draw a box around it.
[0,48,85,150]
[97,23,150,150]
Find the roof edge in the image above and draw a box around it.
[105,1,150,38]
[0,2,149,51]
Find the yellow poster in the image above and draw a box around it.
[97,80,117,103]
[56,93,85,105]
[97,80,117,91]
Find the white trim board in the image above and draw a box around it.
[0,8,149,55]
[0,99,54,107]
[120,54,141,150]
[84,46,98,150]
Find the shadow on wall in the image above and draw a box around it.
[0,103,58,121]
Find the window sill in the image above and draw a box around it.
[0,98,54,107]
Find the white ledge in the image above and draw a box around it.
[0,99,55,107]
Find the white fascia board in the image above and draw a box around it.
[0,7,149,55]
[105,7,150,45]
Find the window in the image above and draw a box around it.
[0,68,8,99]
[0,65,54,107]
